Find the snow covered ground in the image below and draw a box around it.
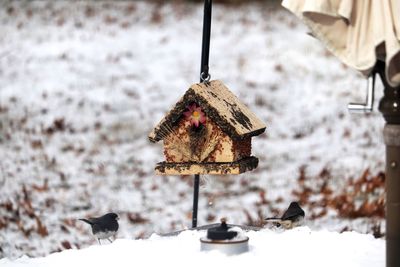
[0,0,385,259]
[0,227,385,267]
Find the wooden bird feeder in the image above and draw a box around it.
[149,80,266,175]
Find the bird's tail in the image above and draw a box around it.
[264,218,282,222]
[79,218,93,225]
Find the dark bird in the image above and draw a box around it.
[265,202,305,229]
[79,213,119,244]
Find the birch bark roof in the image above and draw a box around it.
[149,80,266,142]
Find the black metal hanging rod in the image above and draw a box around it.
[192,0,212,229]
[200,0,212,83]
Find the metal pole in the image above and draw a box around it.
[200,0,212,82]
[376,61,400,267]
[192,0,212,228]
[192,174,200,228]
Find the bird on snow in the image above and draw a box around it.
[79,212,119,244]
[265,202,305,229]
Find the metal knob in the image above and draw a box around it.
[348,73,376,113]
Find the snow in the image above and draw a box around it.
[0,228,384,267]
[0,1,385,260]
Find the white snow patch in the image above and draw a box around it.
[0,228,384,267]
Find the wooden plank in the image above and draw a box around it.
[163,119,236,163]
[154,156,258,175]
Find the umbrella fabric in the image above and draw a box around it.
[282,0,400,87]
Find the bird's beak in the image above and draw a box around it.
[116,216,120,221]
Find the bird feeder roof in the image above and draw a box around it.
[149,80,266,142]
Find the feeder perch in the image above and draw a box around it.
[200,218,249,255]
[149,80,266,175]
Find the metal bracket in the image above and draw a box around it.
[348,73,375,113]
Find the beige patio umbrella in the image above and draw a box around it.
[282,0,400,87]
[282,1,400,267]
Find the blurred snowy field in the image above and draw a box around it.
[0,1,385,258]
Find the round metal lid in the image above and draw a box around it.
[205,218,237,240]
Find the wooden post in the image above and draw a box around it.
[377,61,400,267]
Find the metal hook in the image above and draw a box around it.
[348,72,375,113]
[200,72,211,83]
